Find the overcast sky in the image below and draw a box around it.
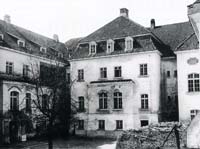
[0,0,196,42]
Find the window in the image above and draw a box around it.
[125,37,133,51]
[58,52,63,58]
[78,120,84,130]
[78,69,84,81]
[6,61,13,75]
[100,67,107,79]
[78,97,85,112]
[26,93,31,113]
[10,91,19,110]
[99,92,108,109]
[174,70,177,78]
[23,64,29,77]
[140,64,148,76]
[114,91,122,109]
[116,120,123,130]
[17,40,25,47]
[42,94,48,110]
[167,71,170,77]
[188,73,200,92]
[190,110,200,120]
[141,120,149,127]
[114,66,122,78]
[40,47,47,53]
[89,41,96,55]
[167,96,171,104]
[98,120,105,130]
[0,34,4,40]
[107,39,114,53]
[141,94,148,109]
[67,73,70,83]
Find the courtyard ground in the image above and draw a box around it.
[0,137,116,149]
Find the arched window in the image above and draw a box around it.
[125,37,133,51]
[99,92,108,109]
[107,39,114,53]
[188,73,200,92]
[89,41,97,55]
[10,91,19,110]
[113,91,122,109]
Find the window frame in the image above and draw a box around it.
[100,67,107,79]
[26,93,32,113]
[99,92,108,110]
[116,120,123,130]
[23,64,29,77]
[78,96,85,112]
[6,61,14,75]
[188,73,200,92]
[140,120,149,127]
[40,47,47,53]
[10,91,19,111]
[113,91,122,109]
[107,39,114,53]
[78,120,84,130]
[114,66,122,78]
[141,94,149,110]
[17,40,25,47]
[190,109,200,120]
[125,36,133,51]
[89,41,97,55]
[78,69,84,81]
[140,64,148,76]
[98,120,105,130]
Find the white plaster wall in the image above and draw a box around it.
[71,51,161,130]
[176,50,200,121]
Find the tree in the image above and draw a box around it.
[30,61,71,149]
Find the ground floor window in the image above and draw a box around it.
[78,120,84,130]
[140,120,149,127]
[98,120,105,130]
[190,109,200,120]
[116,120,123,130]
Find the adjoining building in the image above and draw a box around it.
[66,0,200,137]
[0,15,69,143]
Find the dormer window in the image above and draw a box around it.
[0,34,4,40]
[58,52,63,58]
[17,40,25,47]
[107,39,114,53]
[89,41,96,55]
[40,47,47,53]
[125,37,133,51]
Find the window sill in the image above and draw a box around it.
[138,75,149,78]
[97,129,105,131]
[96,109,110,113]
[186,91,200,95]
[77,109,86,113]
[98,78,108,81]
[77,80,85,82]
[139,108,150,112]
[113,77,123,80]
[115,129,123,131]
[113,109,123,111]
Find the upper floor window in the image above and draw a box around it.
[167,71,170,78]
[114,91,122,109]
[174,70,177,78]
[114,66,122,78]
[0,34,4,40]
[116,120,123,130]
[140,64,148,76]
[10,91,19,110]
[141,94,148,109]
[6,61,13,75]
[98,120,105,130]
[78,69,84,81]
[23,64,29,77]
[89,41,97,55]
[100,67,107,79]
[40,47,47,53]
[17,40,25,47]
[107,39,114,53]
[188,73,200,92]
[26,93,31,113]
[78,96,85,112]
[99,92,108,109]
[78,120,84,130]
[125,37,133,51]
[190,109,200,120]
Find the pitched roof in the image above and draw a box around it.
[65,37,83,51]
[0,20,68,61]
[80,16,150,43]
[150,21,196,51]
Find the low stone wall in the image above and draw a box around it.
[116,122,189,149]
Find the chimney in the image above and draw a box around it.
[53,34,59,42]
[151,19,155,29]
[120,8,129,18]
[4,15,11,23]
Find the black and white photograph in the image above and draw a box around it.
[0,0,200,148]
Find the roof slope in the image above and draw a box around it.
[0,20,68,60]
[65,37,83,51]
[80,16,149,43]
[150,21,196,51]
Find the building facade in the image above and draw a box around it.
[0,16,68,143]
[67,0,200,137]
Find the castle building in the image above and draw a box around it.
[0,15,68,143]
[66,0,200,137]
